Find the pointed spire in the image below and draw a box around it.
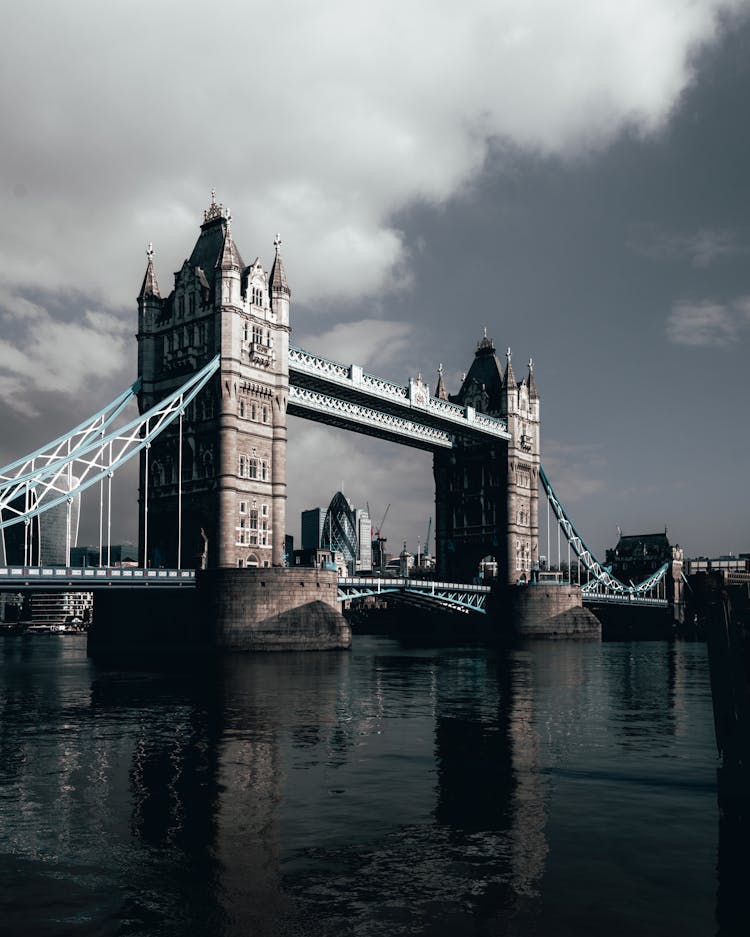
[435,363,448,400]
[217,212,241,272]
[476,327,495,356]
[203,187,226,225]
[138,242,160,300]
[270,232,291,296]
[505,346,516,386]
[527,357,538,398]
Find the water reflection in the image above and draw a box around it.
[0,635,721,936]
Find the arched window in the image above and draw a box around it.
[203,451,214,478]
[247,553,259,568]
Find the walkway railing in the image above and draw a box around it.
[0,566,196,588]
[338,576,491,613]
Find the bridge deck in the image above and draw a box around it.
[289,346,510,449]
[0,566,196,590]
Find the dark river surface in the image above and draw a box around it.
[0,633,738,936]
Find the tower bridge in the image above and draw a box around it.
[0,194,683,649]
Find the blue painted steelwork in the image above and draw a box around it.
[289,345,510,444]
[0,355,220,530]
[539,464,669,598]
[0,380,140,484]
[337,576,490,613]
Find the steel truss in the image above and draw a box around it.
[539,464,669,599]
[0,355,220,531]
[289,345,510,442]
[338,577,489,613]
[288,385,456,449]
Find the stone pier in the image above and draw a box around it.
[492,583,601,639]
[88,568,351,658]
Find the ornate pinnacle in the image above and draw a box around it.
[203,188,226,223]
[274,233,282,252]
[146,242,154,262]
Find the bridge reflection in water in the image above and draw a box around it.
[0,634,723,937]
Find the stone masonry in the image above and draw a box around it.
[136,193,290,569]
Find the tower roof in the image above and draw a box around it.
[187,192,244,287]
[218,214,242,272]
[269,233,290,296]
[435,363,448,400]
[504,346,516,388]
[527,358,538,399]
[138,243,160,300]
[454,329,504,412]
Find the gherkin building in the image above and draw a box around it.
[321,491,358,572]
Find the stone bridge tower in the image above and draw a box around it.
[136,194,290,569]
[433,332,540,584]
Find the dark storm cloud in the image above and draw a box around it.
[1,1,750,556]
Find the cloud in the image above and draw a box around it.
[539,441,608,505]
[295,320,415,372]
[665,298,746,346]
[629,225,745,267]
[0,0,745,322]
[0,289,132,416]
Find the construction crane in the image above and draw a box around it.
[372,503,391,574]
[374,504,390,539]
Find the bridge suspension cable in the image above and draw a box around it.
[0,355,220,535]
[539,464,669,597]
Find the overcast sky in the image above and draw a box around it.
[1,0,750,562]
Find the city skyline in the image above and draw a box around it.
[1,2,750,560]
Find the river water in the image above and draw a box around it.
[0,634,734,936]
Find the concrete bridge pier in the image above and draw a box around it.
[491,583,601,639]
[88,568,351,658]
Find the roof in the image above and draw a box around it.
[269,235,290,296]
[453,332,504,412]
[612,533,671,557]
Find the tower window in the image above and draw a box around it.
[262,406,268,424]
[239,400,245,418]
[248,458,258,479]
[189,294,195,316]
[178,296,184,318]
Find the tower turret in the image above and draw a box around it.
[269,234,291,327]
[136,243,164,407]
[217,212,242,308]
